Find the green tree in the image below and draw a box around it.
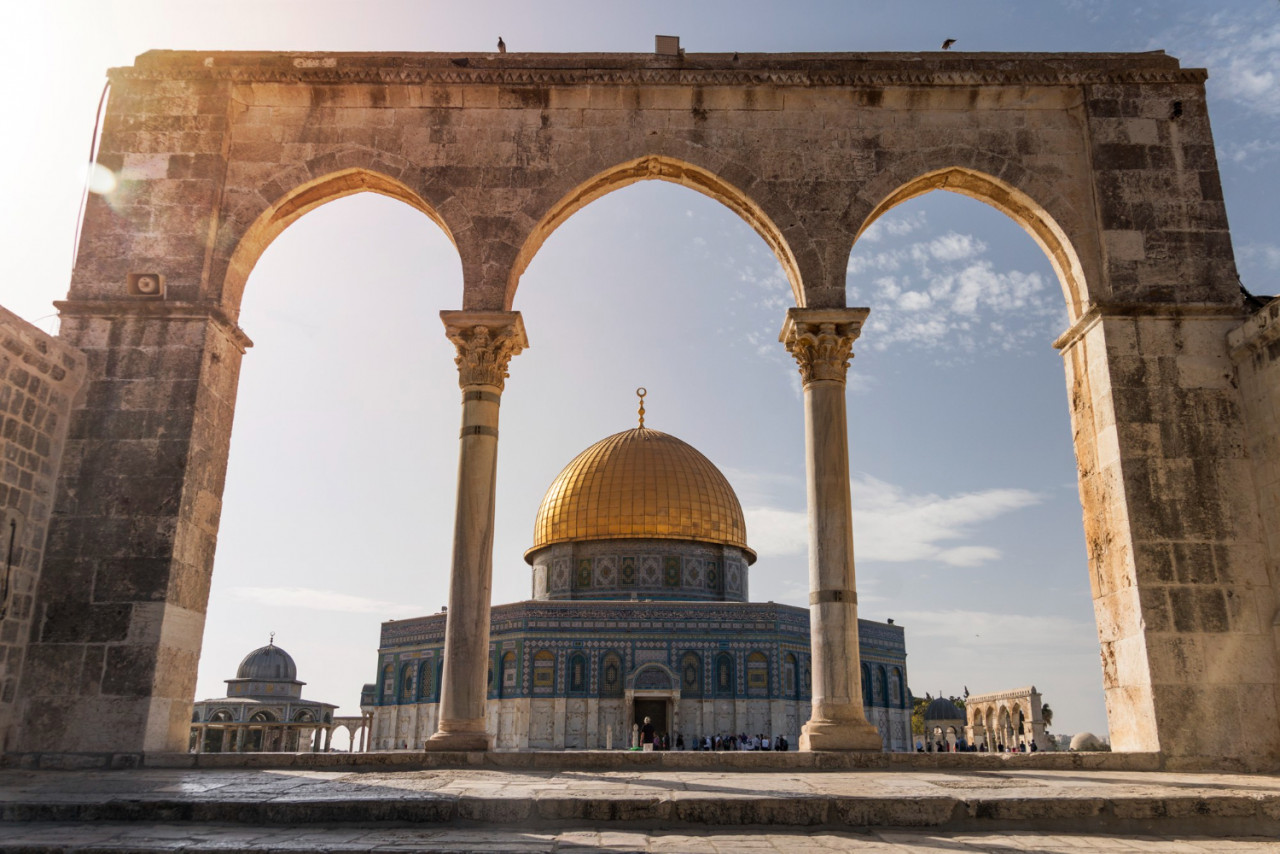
[911,693,930,735]
[1040,702,1054,727]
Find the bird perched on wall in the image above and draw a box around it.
[497,36,507,53]
[941,38,956,50]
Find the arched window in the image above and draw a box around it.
[714,652,735,696]
[889,668,904,708]
[400,663,416,701]
[874,665,887,706]
[783,653,799,700]
[500,651,518,698]
[436,659,445,702]
[292,709,315,723]
[380,663,395,703]
[600,652,623,697]
[861,663,872,706]
[680,651,702,698]
[418,659,433,701]
[746,651,769,696]
[568,653,588,694]
[533,650,555,692]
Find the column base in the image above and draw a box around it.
[423,721,492,752]
[799,716,883,752]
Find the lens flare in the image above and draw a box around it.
[86,162,116,195]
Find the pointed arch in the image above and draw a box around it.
[854,165,1092,324]
[220,167,458,317]
[507,155,804,309]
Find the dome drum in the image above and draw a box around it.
[530,538,751,603]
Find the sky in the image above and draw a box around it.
[2,0,1278,747]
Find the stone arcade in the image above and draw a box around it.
[366,410,911,751]
[1,48,1278,770]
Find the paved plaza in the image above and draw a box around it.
[1,824,1278,852]
[3,765,1280,850]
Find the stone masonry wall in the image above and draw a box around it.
[0,307,85,752]
[1229,298,1280,729]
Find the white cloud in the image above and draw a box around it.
[745,474,1043,567]
[1154,9,1280,118]
[894,608,1095,653]
[1225,138,1280,168]
[1239,243,1280,272]
[228,586,422,617]
[914,232,988,263]
[859,210,928,243]
[849,219,1063,353]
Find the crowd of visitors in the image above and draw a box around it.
[637,718,790,751]
[916,739,1038,753]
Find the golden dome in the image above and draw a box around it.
[526,428,755,562]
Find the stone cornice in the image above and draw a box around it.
[109,51,1206,88]
[1227,297,1280,363]
[966,686,1040,704]
[1053,301,1244,352]
[54,299,254,353]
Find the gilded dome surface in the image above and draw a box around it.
[527,427,753,560]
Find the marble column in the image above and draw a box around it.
[780,307,882,752]
[425,311,528,752]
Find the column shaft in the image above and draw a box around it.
[426,312,527,752]
[780,308,881,752]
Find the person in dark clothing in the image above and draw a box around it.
[641,716,655,746]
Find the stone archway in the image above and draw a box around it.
[14,48,1276,770]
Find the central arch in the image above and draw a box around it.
[508,155,804,309]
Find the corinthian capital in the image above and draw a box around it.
[441,311,529,391]
[779,307,870,385]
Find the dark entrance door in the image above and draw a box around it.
[634,698,667,740]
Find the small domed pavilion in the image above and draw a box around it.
[919,696,966,752]
[190,637,338,753]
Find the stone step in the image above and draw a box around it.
[9,749,1165,773]
[2,825,1277,853]
[2,766,1279,838]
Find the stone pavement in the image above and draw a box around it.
[2,764,1280,851]
[0,824,1278,852]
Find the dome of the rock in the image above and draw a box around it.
[526,427,755,563]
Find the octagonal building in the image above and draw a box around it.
[367,419,911,750]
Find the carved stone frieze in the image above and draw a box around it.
[779,307,870,386]
[440,311,528,391]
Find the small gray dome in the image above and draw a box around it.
[1069,731,1104,751]
[236,643,297,681]
[923,697,964,720]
